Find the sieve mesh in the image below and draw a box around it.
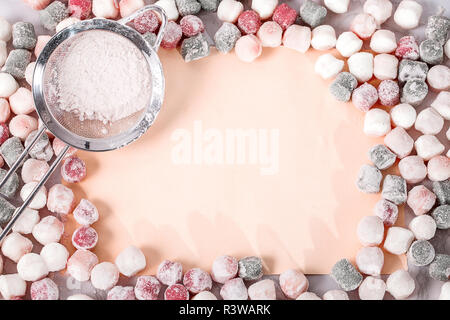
[42,30,153,140]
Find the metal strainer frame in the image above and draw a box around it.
[0,5,167,241]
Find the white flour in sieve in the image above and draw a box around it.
[53,30,151,124]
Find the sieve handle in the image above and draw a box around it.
[0,144,69,242]
[0,127,46,191]
[118,5,168,52]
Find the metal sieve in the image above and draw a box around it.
[0,5,167,241]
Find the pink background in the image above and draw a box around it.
[63,48,406,274]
